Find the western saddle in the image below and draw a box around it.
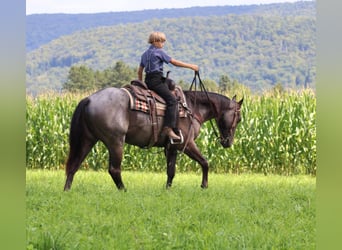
[121,79,189,146]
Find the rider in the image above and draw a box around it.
[138,31,199,140]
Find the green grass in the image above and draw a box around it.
[26,170,315,249]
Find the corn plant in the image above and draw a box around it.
[26,89,316,175]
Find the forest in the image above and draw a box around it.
[26,1,315,52]
[26,1,316,95]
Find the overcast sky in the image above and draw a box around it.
[26,0,311,15]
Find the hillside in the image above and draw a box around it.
[26,1,315,52]
[26,2,316,95]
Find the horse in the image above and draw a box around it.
[63,86,243,191]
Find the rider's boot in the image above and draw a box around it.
[163,127,181,140]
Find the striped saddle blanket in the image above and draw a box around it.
[121,80,188,118]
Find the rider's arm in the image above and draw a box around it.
[170,58,199,72]
[138,66,144,81]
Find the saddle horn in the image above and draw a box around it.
[165,71,176,91]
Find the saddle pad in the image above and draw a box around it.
[121,84,187,117]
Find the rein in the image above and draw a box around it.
[189,71,220,139]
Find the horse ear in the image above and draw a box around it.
[232,95,236,101]
[238,97,244,106]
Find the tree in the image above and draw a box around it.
[219,74,251,96]
[63,61,137,92]
[218,75,231,94]
[96,61,137,88]
[111,61,137,87]
[63,65,95,92]
[202,79,218,92]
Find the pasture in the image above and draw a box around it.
[26,89,316,248]
[26,170,315,249]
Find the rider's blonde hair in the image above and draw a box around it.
[148,31,166,44]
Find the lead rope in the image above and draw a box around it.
[189,71,220,139]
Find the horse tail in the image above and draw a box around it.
[66,97,90,174]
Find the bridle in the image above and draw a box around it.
[189,71,219,139]
[214,100,241,147]
[230,102,241,135]
[189,72,240,144]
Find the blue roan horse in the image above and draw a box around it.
[63,86,243,191]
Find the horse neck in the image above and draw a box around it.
[185,91,221,124]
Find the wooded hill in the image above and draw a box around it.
[26,1,315,52]
[26,1,316,95]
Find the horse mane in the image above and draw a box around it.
[184,90,231,111]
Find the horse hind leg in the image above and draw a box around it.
[64,138,96,191]
[107,144,126,191]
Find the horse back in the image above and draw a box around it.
[86,88,130,133]
[85,87,164,148]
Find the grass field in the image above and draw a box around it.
[26,170,315,249]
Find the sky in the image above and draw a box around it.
[26,0,311,15]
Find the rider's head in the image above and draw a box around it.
[148,31,167,44]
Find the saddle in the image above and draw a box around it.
[122,80,188,117]
[121,80,189,146]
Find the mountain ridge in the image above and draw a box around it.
[26,1,315,51]
[26,1,316,95]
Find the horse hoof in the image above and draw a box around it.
[117,186,127,192]
[166,183,172,189]
[200,184,208,189]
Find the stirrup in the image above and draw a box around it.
[170,130,184,144]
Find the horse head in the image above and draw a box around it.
[217,95,243,148]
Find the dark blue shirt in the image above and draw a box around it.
[140,45,172,74]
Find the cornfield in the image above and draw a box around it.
[26,89,316,175]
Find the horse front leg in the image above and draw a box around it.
[165,147,178,188]
[184,142,209,188]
